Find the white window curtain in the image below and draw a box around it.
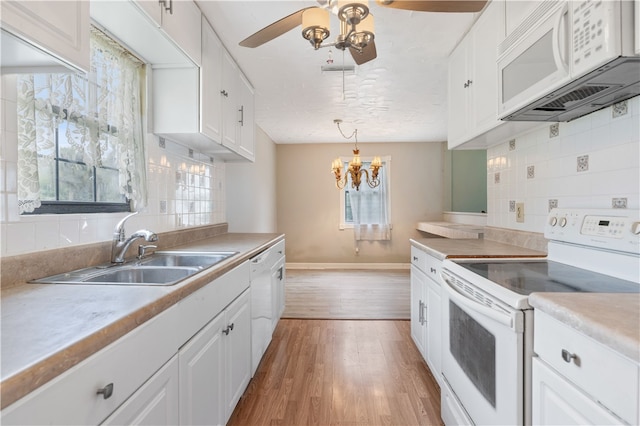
[17,26,147,213]
[348,162,391,242]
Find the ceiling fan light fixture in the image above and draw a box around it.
[337,0,369,26]
[348,13,375,51]
[301,8,330,49]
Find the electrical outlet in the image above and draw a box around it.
[516,203,525,223]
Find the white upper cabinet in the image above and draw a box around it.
[134,0,201,66]
[447,0,504,149]
[153,16,255,161]
[0,0,90,73]
[201,17,224,143]
[238,73,256,163]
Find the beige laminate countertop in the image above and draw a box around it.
[0,233,283,409]
[410,237,547,260]
[529,293,640,363]
[416,222,485,239]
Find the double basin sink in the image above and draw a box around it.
[31,251,238,286]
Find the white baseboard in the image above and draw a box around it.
[286,262,410,270]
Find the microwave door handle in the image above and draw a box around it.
[552,2,570,73]
[441,273,514,329]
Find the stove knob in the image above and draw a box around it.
[632,222,640,235]
[549,216,558,226]
[559,217,567,227]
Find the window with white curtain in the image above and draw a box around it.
[17,26,147,214]
[339,156,392,241]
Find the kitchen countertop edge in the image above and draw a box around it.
[529,293,640,364]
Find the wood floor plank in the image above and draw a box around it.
[283,269,410,320]
[229,319,442,426]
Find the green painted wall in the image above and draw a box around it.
[451,150,487,213]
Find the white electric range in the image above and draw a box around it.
[439,208,640,426]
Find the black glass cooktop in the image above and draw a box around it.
[459,260,640,296]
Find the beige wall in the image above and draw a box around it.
[226,126,278,232]
[277,142,447,264]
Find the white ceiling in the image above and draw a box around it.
[196,1,480,144]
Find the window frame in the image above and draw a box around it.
[339,155,391,229]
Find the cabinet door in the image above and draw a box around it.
[1,0,89,72]
[532,358,623,425]
[271,257,286,332]
[224,289,252,422]
[102,355,180,426]
[447,40,470,147]
[425,278,442,387]
[237,73,256,161]
[221,50,240,151]
[134,0,162,27]
[470,0,502,133]
[201,17,224,143]
[179,311,226,426]
[410,265,427,357]
[161,0,202,66]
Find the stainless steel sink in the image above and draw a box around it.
[139,251,237,268]
[83,266,198,285]
[30,251,238,286]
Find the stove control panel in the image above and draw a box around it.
[545,208,640,254]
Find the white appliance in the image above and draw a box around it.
[440,208,640,425]
[498,0,640,122]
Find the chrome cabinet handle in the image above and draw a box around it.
[223,323,235,335]
[418,300,423,324]
[430,267,436,274]
[238,105,244,126]
[164,0,173,14]
[220,90,228,97]
[561,349,579,365]
[97,383,114,399]
[413,256,418,261]
[464,79,473,88]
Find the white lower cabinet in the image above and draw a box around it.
[533,310,639,425]
[532,357,623,425]
[1,257,259,426]
[102,355,180,426]
[179,289,251,426]
[409,244,443,387]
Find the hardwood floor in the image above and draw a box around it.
[229,319,442,426]
[283,269,410,320]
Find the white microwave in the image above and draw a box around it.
[498,0,640,122]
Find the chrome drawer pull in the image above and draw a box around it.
[561,349,580,365]
[97,383,114,399]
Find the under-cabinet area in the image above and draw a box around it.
[0,233,284,426]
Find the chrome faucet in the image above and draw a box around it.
[111,212,158,263]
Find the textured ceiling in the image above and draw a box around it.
[196,1,479,144]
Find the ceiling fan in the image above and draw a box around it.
[239,0,487,65]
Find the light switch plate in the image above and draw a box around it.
[516,203,525,223]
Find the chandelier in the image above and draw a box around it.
[301,0,375,53]
[330,119,382,191]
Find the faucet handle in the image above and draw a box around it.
[137,244,157,259]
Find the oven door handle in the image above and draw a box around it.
[442,273,514,329]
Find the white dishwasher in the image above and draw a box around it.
[250,240,285,376]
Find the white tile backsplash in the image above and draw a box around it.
[487,96,640,233]
[0,74,227,256]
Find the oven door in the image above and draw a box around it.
[441,269,525,425]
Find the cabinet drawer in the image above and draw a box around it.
[424,253,442,285]
[534,311,639,425]
[410,246,427,272]
[179,260,250,343]
[1,304,181,426]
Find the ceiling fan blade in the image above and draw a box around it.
[376,0,487,13]
[239,7,316,48]
[349,40,377,65]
